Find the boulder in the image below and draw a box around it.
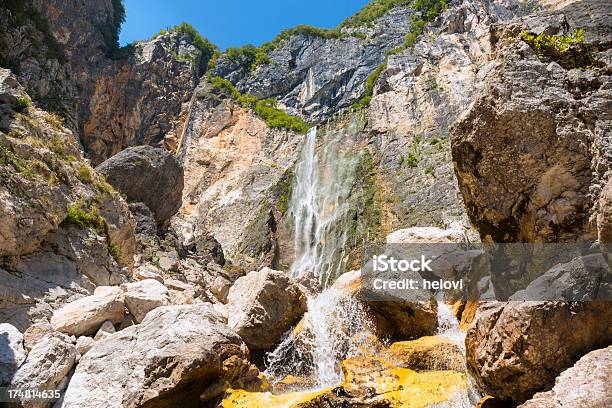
[519,346,612,408]
[0,323,26,386]
[61,304,255,408]
[22,320,53,352]
[210,275,232,303]
[96,146,184,226]
[384,336,465,372]
[9,336,77,408]
[466,301,612,404]
[333,270,438,340]
[93,320,116,341]
[133,265,163,283]
[50,287,125,336]
[450,0,612,245]
[121,279,169,323]
[509,254,612,301]
[226,268,307,350]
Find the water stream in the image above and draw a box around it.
[267,117,472,402]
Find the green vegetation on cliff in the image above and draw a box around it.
[520,28,586,55]
[340,0,412,28]
[155,22,219,70]
[207,76,311,134]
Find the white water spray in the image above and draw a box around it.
[289,122,362,287]
[265,288,377,389]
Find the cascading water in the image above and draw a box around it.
[266,116,376,390]
[436,294,466,348]
[264,288,377,389]
[289,120,363,287]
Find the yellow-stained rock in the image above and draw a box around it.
[460,301,481,330]
[383,336,465,371]
[452,300,467,321]
[221,356,468,408]
[219,387,332,408]
[272,375,315,394]
[339,356,467,406]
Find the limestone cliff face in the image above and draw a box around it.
[0,69,136,331]
[1,0,206,164]
[82,31,205,164]
[172,80,304,271]
[212,8,412,123]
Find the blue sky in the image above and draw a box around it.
[119,0,370,50]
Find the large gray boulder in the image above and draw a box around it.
[61,304,255,408]
[466,301,612,404]
[96,146,184,226]
[451,0,612,245]
[10,336,77,408]
[226,268,307,350]
[519,345,612,408]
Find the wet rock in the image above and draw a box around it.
[121,279,169,323]
[222,357,470,407]
[518,345,612,408]
[466,301,612,404]
[0,323,26,386]
[10,336,77,408]
[96,146,184,226]
[333,270,438,340]
[226,268,307,350]
[61,304,252,408]
[50,287,125,336]
[384,336,465,372]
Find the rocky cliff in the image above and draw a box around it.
[1,0,611,407]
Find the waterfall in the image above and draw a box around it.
[289,121,362,287]
[265,116,375,389]
[264,288,377,389]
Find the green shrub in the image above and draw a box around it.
[520,28,586,55]
[15,96,31,112]
[353,60,387,109]
[99,0,126,58]
[64,204,103,230]
[405,151,419,168]
[45,113,64,131]
[208,76,311,133]
[173,22,217,58]
[76,164,94,183]
[340,0,411,29]
[354,0,447,109]
[108,243,120,262]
